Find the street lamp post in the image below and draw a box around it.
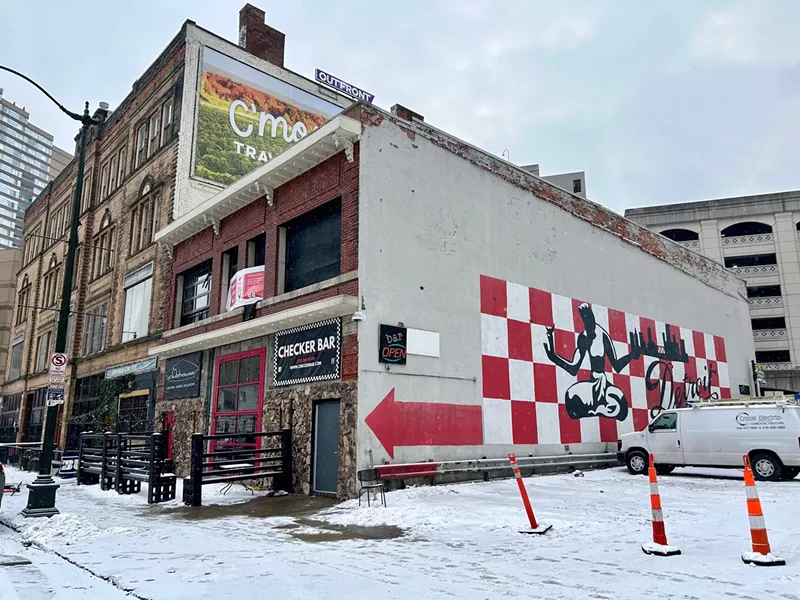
[0,65,100,517]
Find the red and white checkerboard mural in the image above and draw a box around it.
[480,275,730,446]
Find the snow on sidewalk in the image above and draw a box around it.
[0,465,798,599]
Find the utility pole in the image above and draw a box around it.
[0,65,102,517]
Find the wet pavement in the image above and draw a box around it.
[280,519,405,543]
[154,493,406,543]
[160,493,337,521]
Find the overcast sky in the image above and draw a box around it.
[1,0,798,213]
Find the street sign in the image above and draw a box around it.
[48,373,66,385]
[49,353,67,376]
[46,385,65,406]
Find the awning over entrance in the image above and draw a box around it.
[148,295,358,359]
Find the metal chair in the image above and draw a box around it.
[357,468,386,507]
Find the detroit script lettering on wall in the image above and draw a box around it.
[480,275,730,446]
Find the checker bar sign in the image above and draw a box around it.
[47,353,68,406]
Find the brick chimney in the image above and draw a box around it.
[391,104,424,122]
[238,4,285,68]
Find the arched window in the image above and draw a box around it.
[720,221,772,238]
[92,210,115,279]
[660,228,699,242]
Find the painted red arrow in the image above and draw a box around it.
[364,388,483,458]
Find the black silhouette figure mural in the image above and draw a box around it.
[543,303,641,421]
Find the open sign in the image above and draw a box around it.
[379,325,407,365]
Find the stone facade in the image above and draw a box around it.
[262,379,357,498]
[154,397,207,476]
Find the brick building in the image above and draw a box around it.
[151,102,756,499]
[0,5,350,452]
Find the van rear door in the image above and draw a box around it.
[646,411,685,466]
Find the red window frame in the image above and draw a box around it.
[210,348,265,453]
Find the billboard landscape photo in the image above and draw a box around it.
[194,47,342,186]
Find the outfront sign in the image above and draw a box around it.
[274,319,340,386]
[226,266,265,311]
[314,69,375,104]
[164,352,202,400]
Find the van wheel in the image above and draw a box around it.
[626,450,648,475]
[655,465,675,475]
[780,467,799,480]
[751,453,782,482]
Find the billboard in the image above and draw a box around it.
[194,47,342,186]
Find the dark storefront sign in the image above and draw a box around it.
[274,319,340,386]
[379,324,407,365]
[164,352,202,400]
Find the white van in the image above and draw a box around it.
[617,398,800,481]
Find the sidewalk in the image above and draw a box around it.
[1,465,798,599]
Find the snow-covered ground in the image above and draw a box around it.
[0,514,130,599]
[0,465,798,599]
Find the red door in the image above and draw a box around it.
[210,349,265,454]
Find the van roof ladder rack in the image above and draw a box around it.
[687,396,800,407]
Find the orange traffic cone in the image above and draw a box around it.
[642,454,680,556]
[741,455,785,566]
[508,454,551,534]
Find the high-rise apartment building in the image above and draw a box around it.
[0,87,66,248]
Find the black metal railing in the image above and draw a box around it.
[184,429,292,507]
[77,432,176,504]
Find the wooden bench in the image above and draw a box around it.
[375,463,440,488]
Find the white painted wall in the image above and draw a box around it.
[355,116,755,469]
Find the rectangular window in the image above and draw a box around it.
[724,254,778,269]
[92,227,114,279]
[135,124,147,168]
[573,178,582,193]
[220,247,238,311]
[9,335,23,380]
[117,148,127,183]
[36,331,51,372]
[129,194,157,255]
[755,350,790,363]
[122,263,153,343]
[161,98,173,145]
[283,199,341,293]
[148,113,160,158]
[99,163,109,199]
[751,317,786,330]
[247,233,266,268]
[0,393,22,444]
[67,374,105,451]
[211,349,265,453]
[109,155,118,191]
[180,260,212,326]
[27,388,46,442]
[43,264,60,307]
[80,170,93,213]
[82,304,108,356]
[16,285,29,324]
[747,285,782,298]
